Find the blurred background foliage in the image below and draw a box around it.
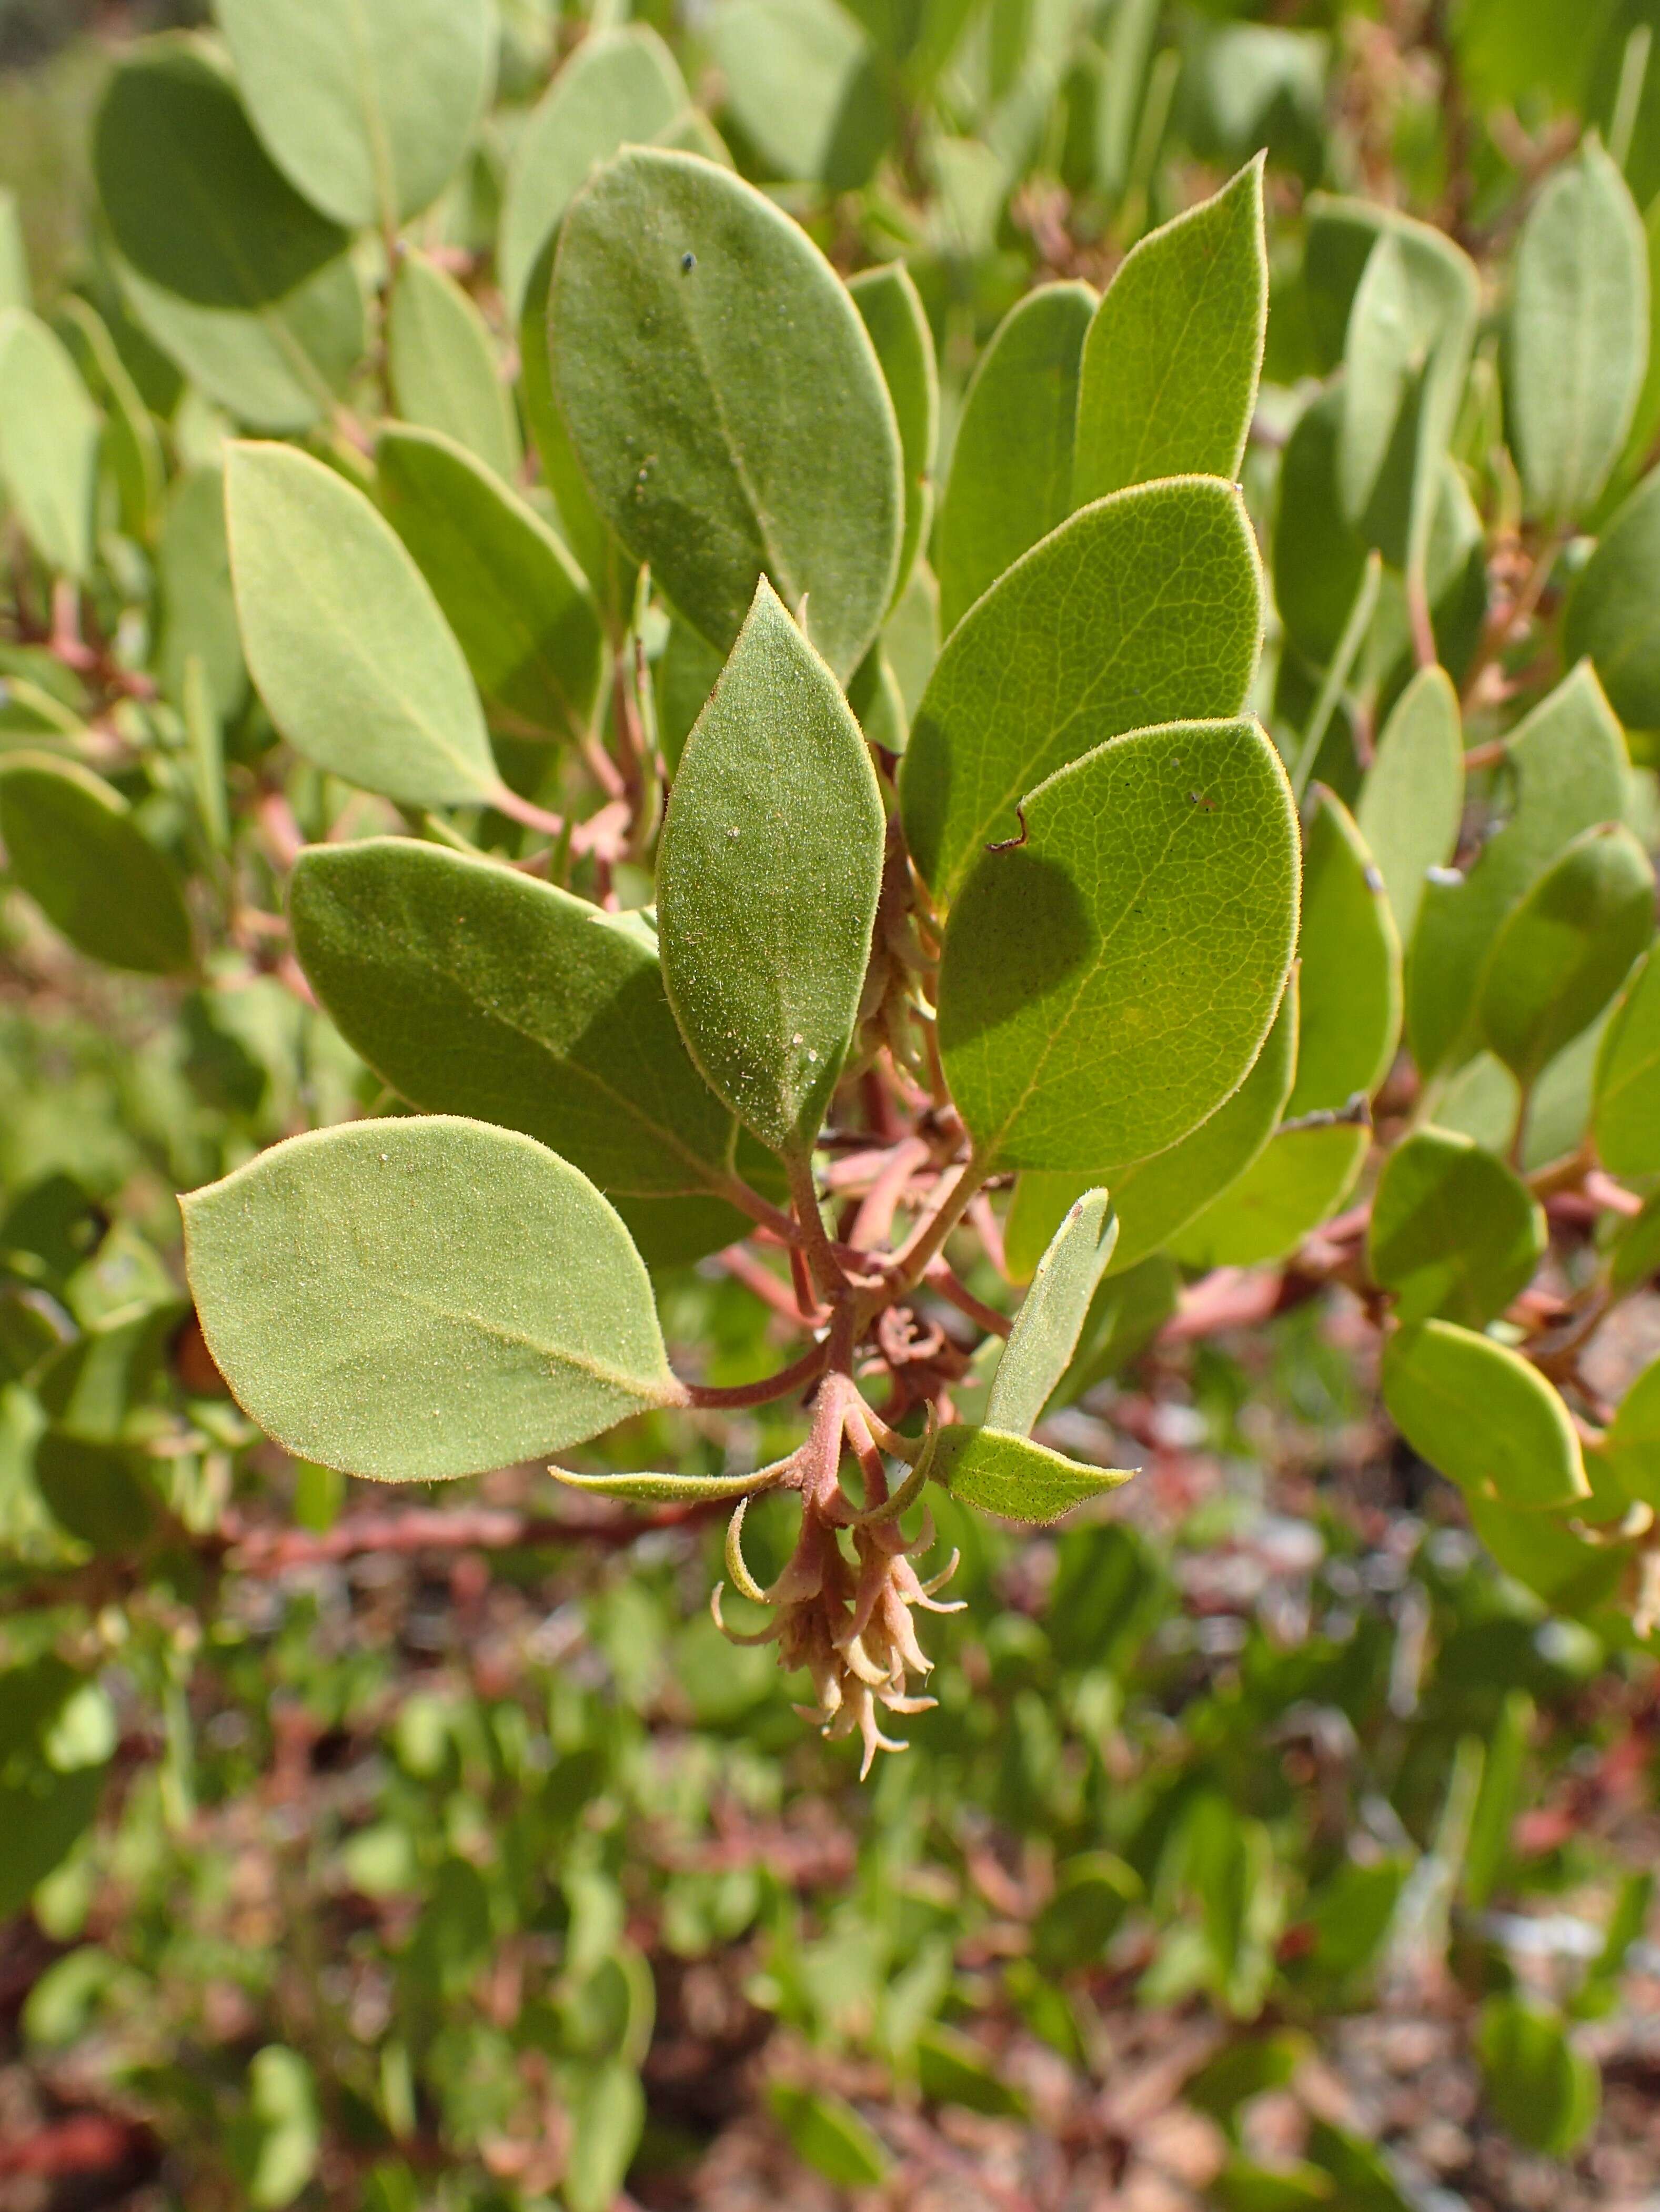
[4,3,1660,2210]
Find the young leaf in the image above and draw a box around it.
[1005,985,1297,1281]
[1564,465,1660,728]
[1168,1123,1368,1270]
[656,579,884,1157]
[1368,1128,1547,1327]
[932,1424,1134,1523]
[552,147,903,683]
[499,27,690,318]
[848,260,938,602]
[548,1463,780,1505]
[1073,156,1266,506]
[1354,666,1463,942]
[213,0,497,230]
[385,253,520,486]
[116,252,365,436]
[934,280,1095,637]
[95,43,348,310]
[903,477,1264,903]
[1409,661,1629,1075]
[987,1189,1116,1435]
[376,425,603,747]
[709,0,889,191]
[1595,946,1660,1176]
[288,839,756,1269]
[226,441,503,810]
[0,754,194,976]
[938,717,1299,1171]
[1478,823,1654,1086]
[1507,138,1648,524]
[0,311,100,582]
[182,1118,682,1483]
[1381,1320,1588,1510]
[1602,1354,1660,1508]
[1286,787,1402,1116]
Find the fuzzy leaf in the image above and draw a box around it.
[376,425,602,746]
[1073,156,1266,506]
[499,28,690,317]
[1479,823,1654,1086]
[934,280,1094,637]
[95,42,347,310]
[1508,138,1648,524]
[932,1424,1134,1523]
[1354,666,1463,942]
[547,1464,780,1504]
[227,441,502,810]
[939,717,1299,1171]
[182,1118,681,1482]
[289,839,756,1269]
[0,754,193,976]
[1595,947,1660,1176]
[903,477,1263,904]
[1369,1128,1546,1327]
[656,579,884,1156]
[1382,1320,1587,1510]
[848,259,937,601]
[1287,787,1401,1116]
[213,0,497,229]
[0,311,100,581]
[988,1189,1116,1435]
[386,252,521,484]
[551,147,902,682]
[1168,1122,1369,1271]
[1564,465,1660,728]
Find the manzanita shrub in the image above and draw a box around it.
[4,0,1660,2200]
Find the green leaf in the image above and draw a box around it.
[1479,822,1654,1085]
[0,311,100,581]
[1476,1997,1601,2158]
[932,1423,1133,1523]
[213,0,497,230]
[385,252,520,485]
[0,186,27,311]
[1354,665,1463,942]
[0,754,193,976]
[551,147,902,683]
[1381,1320,1587,1510]
[657,578,884,1156]
[1031,1852,1141,1973]
[1211,2160,1334,2211]
[289,839,755,1268]
[987,1189,1116,1435]
[1408,661,1629,1075]
[1610,1186,1660,1293]
[1289,788,1401,1116]
[915,2022,1027,2116]
[1465,1489,1624,1615]
[565,2061,646,2212]
[499,28,690,318]
[1005,984,1298,1280]
[1507,137,1648,523]
[1368,1128,1546,1327]
[1595,945,1660,1174]
[709,0,890,192]
[934,280,1094,638]
[549,1463,780,1504]
[1564,464,1660,727]
[848,260,937,601]
[236,2045,321,2210]
[376,425,602,746]
[904,477,1264,903]
[227,441,503,810]
[1168,1122,1368,1270]
[33,1431,156,1553]
[1073,156,1266,506]
[94,41,348,311]
[182,1117,682,1482]
[158,466,246,724]
[116,251,365,436]
[55,297,163,546]
[1603,1353,1660,1508]
[939,716,1298,1170]
[767,2084,890,2186]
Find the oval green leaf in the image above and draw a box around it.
[1073,156,1266,506]
[1166,1121,1368,1271]
[1381,1319,1587,1510]
[903,476,1264,904]
[1368,1127,1546,1328]
[386,251,520,485]
[987,1189,1116,1436]
[0,311,100,582]
[551,147,902,683]
[932,1424,1134,1524]
[708,0,889,191]
[1564,465,1660,729]
[0,753,194,976]
[656,578,884,1156]
[289,837,753,1268]
[226,441,502,810]
[939,716,1299,1171]
[182,1117,681,1483]
[1595,945,1660,1176]
[1602,1353,1660,1509]
[1286,787,1401,1117]
[848,259,937,602]
[1354,665,1463,943]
